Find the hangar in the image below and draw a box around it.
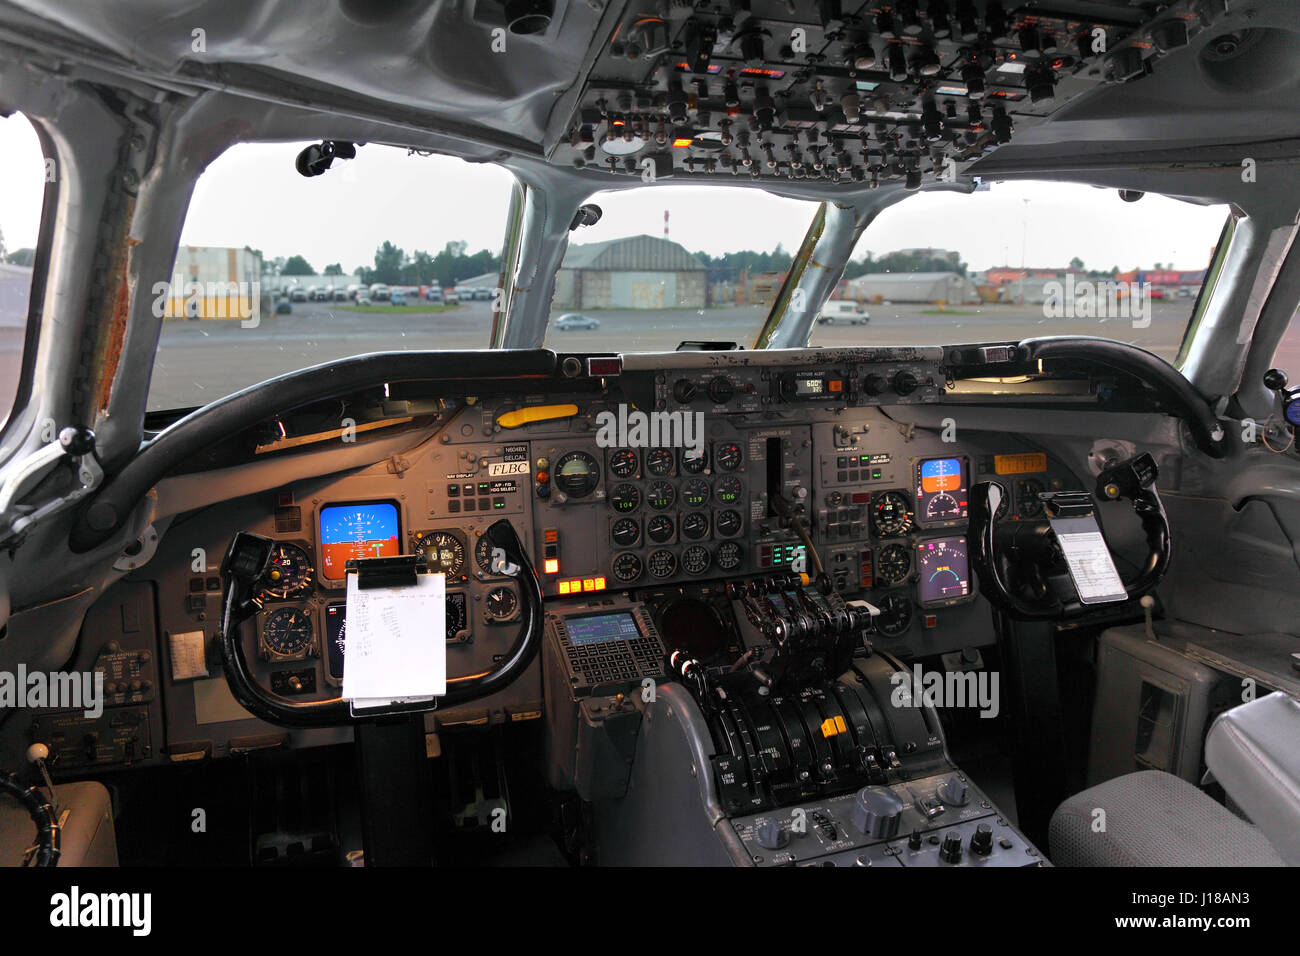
[553,235,706,310]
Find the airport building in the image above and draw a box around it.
[161,245,263,319]
[553,235,707,310]
[846,271,981,305]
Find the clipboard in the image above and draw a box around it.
[341,555,446,717]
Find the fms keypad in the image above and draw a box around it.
[550,605,665,696]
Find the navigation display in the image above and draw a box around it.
[916,536,971,606]
[564,612,640,646]
[319,501,401,580]
[915,456,968,526]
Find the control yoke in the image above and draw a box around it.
[967,453,1171,621]
[217,519,543,727]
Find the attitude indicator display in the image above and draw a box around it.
[915,457,968,527]
[319,501,401,580]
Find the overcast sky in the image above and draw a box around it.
[1,114,1226,275]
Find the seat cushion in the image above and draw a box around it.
[1049,770,1285,867]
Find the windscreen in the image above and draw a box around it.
[542,185,818,352]
[810,180,1230,364]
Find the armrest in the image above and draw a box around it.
[1205,691,1300,865]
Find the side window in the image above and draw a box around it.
[0,112,48,428]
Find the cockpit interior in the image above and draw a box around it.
[0,0,1297,906]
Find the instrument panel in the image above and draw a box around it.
[73,349,1078,773]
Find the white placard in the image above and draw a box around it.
[169,630,209,681]
[342,572,446,709]
[1051,516,1129,605]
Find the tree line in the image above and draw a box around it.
[252,241,502,286]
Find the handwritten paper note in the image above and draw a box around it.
[169,630,209,681]
[342,572,446,710]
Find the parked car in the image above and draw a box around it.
[391,291,407,306]
[289,287,307,302]
[554,313,600,331]
[815,300,870,325]
[473,287,493,301]
[425,287,443,303]
[356,294,372,306]
[369,283,391,301]
[444,289,460,305]
[333,288,349,302]
[274,297,292,314]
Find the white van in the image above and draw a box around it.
[815,300,869,325]
[369,283,391,302]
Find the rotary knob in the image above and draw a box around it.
[892,370,918,395]
[937,775,969,806]
[707,375,735,405]
[755,818,791,850]
[939,830,964,864]
[851,786,904,839]
[970,823,994,856]
[672,378,698,403]
[862,373,888,396]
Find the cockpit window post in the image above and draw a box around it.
[490,178,528,349]
[752,202,858,350]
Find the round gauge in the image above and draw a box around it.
[682,545,711,575]
[680,447,708,474]
[611,517,640,547]
[682,512,710,540]
[262,607,313,657]
[875,591,913,637]
[715,509,743,537]
[715,442,743,471]
[484,586,519,623]
[646,449,675,476]
[601,134,646,157]
[261,542,313,600]
[647,514,675,543]
[612,551,644,584]
[554,451,600,498]
[609,482,641,513]
[872,491,914,537]
[1016,478,1046,518]
[1286,397,1300,427]
[647,549,677,579]
[414,531,466,577]
[475,533,508,577]
[715,540,743,571]
[682,478,711,508]
[445,593,468,640]
[647,480,676,510]
[924,491,962,521]
[877,543,911,585]
[609,449,639,478]
[715,475,743,506]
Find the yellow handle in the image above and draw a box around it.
[496,404,579,429]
